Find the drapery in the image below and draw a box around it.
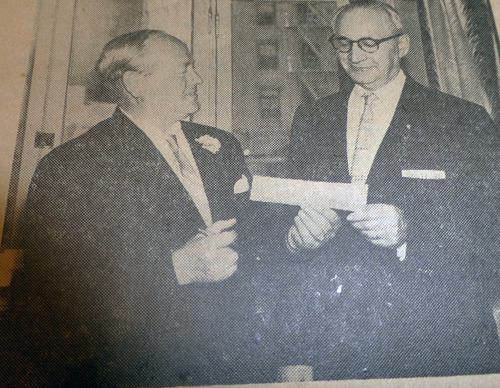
[418,0,500,122]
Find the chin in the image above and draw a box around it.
[186,103,200,116]
[185,98,200,114]
[184,92,198,103]
[348,73,379,88]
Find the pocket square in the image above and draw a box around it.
[402,169,446,179]
[234,174,250,194]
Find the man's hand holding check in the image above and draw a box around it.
[288,206,342,250]
[347,204,407,249]
[289,204,407,251]
[173,218,239,285]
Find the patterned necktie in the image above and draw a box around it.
[166,134,201,185]
[350,92,378,184]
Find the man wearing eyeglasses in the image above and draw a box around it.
[281,0,500,380]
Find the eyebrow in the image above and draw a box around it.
[334,35,387,40]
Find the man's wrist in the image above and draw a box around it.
[396,242,407,261]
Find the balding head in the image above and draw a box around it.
[96,30,189,105]
[96,30,202,124]
[331,1,404,37]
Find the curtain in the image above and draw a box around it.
[418,0,500,122]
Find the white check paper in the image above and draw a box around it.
[250,175,368,211]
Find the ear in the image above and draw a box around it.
[122,70,145,99]
[398,33,410,58]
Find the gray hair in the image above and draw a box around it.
[96,30,187,95]
[331,0,404,35]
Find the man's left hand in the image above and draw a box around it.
[346,204,407,248]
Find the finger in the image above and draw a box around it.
[209,262,238,282]
[360,229,383,240]
[288,225,303,250]
[347,204,388,222]
[222,263,238,279]
[206,218,237,234]
[205,248,238,281]
[296,214,324,243]
[348,205,389,222]
[346,209,368,222]
[215,247,239,266]
[359,228,399,248]
[322,208,341,224]
[368,237,389,247]
[299,208,333,238]
[293,216,312,242]
[205,230,237,248]
[303,206,340,224]
[350,219,379,231]
[294,217,322,249]
[301,207,334,230]
[348,204,399,221]
[202,247,238,267]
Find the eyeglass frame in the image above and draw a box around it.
[328,33,404,53]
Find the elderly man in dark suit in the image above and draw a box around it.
[280,0,500,380]
[5,30,275,387]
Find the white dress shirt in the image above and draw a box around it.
[121,110,213,227]
[347,71,406,177]
[347,71,407,260]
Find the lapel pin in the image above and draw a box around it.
[406,124,412,130]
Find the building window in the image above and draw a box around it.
[34,132,55,149]
[257,41,279,70]
[297,3,319,26]
[256,3,276,26]
[259,87,281,119]
[301,42,321,69]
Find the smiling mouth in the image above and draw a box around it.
[349,65,374,72]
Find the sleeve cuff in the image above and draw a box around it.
[287,228,300,253]
[397,242,407,261]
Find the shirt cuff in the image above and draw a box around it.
[397,242,407,261]
[287,228,299,253]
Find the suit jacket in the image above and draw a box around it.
[280,77,500,379]
[6,109,276,387]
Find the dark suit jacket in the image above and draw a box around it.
[280,77,500,379]
[5,109,276,387]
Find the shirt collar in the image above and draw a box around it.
[120,108,183,142]
[352,70,406,101]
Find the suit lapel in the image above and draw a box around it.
[316,92,351,183]
[366,79,419,205]
[181,122,219,187]
[367,78,419,185]
[112,110,206,231]
[181,121,234,222]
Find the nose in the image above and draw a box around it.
[187,67,203,85]
[348,43,367,63]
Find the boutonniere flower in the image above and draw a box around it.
[195,135,221,154]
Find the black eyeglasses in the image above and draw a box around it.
[329,33,403,53]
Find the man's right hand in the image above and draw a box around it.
[288,206,342,251]
[172,218,238,285]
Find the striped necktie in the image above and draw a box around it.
[350,92,378,184]
[166,134,201,185]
